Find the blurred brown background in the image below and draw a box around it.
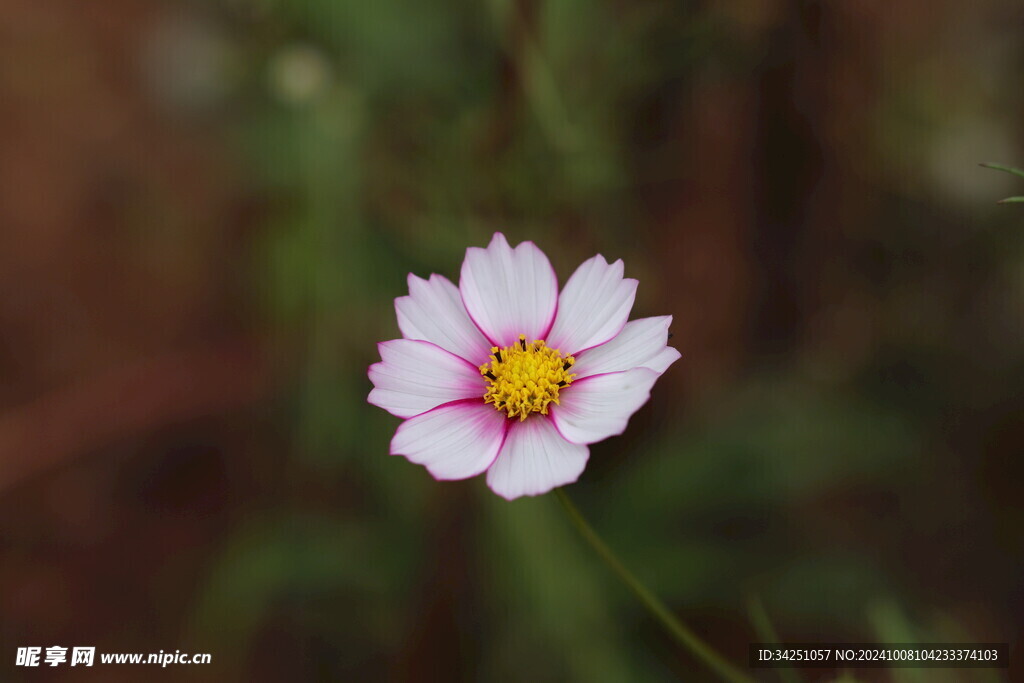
[1,0,1022,681]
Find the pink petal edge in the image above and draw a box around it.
[389,399,510,481]
[458,232,559,348]
[571,315,681,380]
[485,415,589,500]
[367,339,486,419]
[550,367,661,445]
[395,272,492,365]
[546,254,639,355]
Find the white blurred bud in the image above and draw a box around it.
[142,12,234,113]
[267,45,333,106]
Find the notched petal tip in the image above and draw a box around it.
[367,360,384,379]
[406,272,425,289]
[570,316,680,379]
[459,232,559,348]
[546,255,637,354]
[395,272,491,362]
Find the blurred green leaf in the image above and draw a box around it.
[866,600,1002,683]
[981,163,1024,204]
[826,674,862,683]
[867,600,927,683]
[979,162,1024,180]
[747,596,800,683]
[480,494,659,682]
[188,514,415,671]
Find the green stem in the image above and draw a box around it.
[554,488,754,683]
[747,596,800,683]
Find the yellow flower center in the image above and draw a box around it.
[480,334,576,421]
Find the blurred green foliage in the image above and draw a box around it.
[167,0,1024,680]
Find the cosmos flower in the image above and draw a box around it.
[368,233,680,500]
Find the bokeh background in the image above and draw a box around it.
[1,0,1022,681]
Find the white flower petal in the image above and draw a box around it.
[391,401,509,480]
[459,233,558,348]
[572,316,681,380]
[486,417,589,500]
[551,368,659,445]
[368,339,485,419]
[395,273,492,364]
[545,255,638,355]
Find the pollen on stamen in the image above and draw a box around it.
[480,334,576,421]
